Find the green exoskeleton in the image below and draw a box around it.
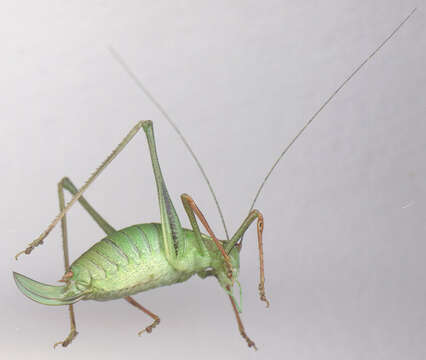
[14,120,267,349]
[13,9,416,350]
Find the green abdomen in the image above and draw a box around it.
[71,223,194,301]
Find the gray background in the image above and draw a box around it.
[1,1,425,359]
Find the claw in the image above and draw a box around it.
[238,326,257,350]
[15,249,28,260]
[137,319,160,336]
[53,330,78,348]
[258,283,270,308]
[245,337,257,351]
[15,237,45,260]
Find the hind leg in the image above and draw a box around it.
[54,177,116,348]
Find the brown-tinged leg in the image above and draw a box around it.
[228,287,257,351]
[125,296,160,335]
[226,209,270,307]
[181,193,233,280]
[53,305,78,348]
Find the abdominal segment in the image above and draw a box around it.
[70,223,192,301]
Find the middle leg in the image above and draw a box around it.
[125,296,161,335]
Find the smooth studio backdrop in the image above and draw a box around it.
[1,1,426,359]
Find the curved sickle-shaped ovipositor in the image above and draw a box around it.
[13,272,87,306]
[13,9,416,350]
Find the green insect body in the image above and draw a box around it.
[72,224,217,302]
[14,121,262,349]
[16,223,240,305]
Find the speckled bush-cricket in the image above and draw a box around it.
[13,10,415,350]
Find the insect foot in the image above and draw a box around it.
[137,318,160,336]
[241,331,257,351]
[15,234,46,260]
[258,283,270,308]
[53,329,78,349]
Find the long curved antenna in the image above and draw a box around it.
[248,8,417,212]
[108,47,230,240]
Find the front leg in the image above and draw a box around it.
[226,209,270,307]
[181,193,233,280]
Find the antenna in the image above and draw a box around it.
[108,47,230,240]
[248,8,417,212]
